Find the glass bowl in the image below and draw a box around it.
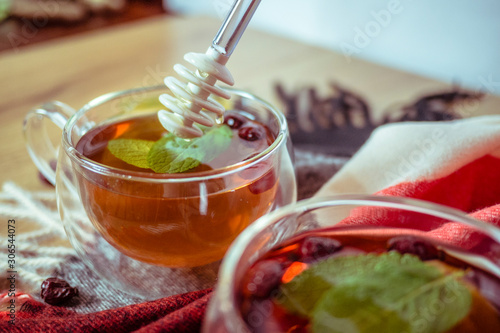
[203,195,500,332]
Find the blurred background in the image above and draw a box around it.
[165,0,500,94]
[0,0,166,50]
[1,0,499,94]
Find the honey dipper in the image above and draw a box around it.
[158,0,262,138]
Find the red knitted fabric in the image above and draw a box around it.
[340,155,500,251]
[0,289,211,332]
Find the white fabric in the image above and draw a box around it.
[315,115,500,197]
[0,182,75,295]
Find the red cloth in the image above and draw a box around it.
[378,155,500,249]
[0,289,211,332]
[339,155,500,258]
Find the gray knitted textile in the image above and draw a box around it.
[0,148,347,313]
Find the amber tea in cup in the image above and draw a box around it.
[24,86,296,297]
[75,111,279,267]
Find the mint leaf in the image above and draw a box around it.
[107,138,155,169]
[107,125,232,173]
[147,125,232,173]
[312,286,410,333]
[277,252,472,333]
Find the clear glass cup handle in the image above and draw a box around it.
[23,101,76,186]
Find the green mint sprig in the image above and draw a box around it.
[277,252,472,333]
[107,139,154,169]
[107,125,232,173]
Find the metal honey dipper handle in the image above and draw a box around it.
[158,0,262,138]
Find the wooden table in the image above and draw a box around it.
[1,15,499,191]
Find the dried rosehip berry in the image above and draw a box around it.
[299,237,343,262]
[41,277,78,306]
[243,260,283,299]
[238,124,266,141]
[38,160,57,187]
[38,172,53,186]
[387,236,440,261]
[465,269,500,309]
[223,111,247,129]
[249,170,276,195]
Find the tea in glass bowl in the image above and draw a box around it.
[239,232,500,332]
[203,196,500,332]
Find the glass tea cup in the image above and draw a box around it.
[203,195,500,332]
[24,86,296,298]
